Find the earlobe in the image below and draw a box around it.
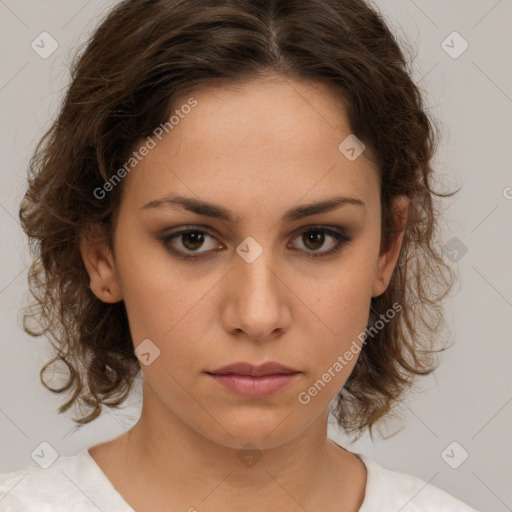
[79,227,123,303]
[372,196,409,298]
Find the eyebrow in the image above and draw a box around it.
[141,194,365,224]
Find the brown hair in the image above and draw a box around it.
[19,0,455,439]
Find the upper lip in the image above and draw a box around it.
[208,362,300,377]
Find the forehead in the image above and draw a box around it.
[120,75,379,217]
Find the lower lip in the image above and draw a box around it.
[208,373,299,398]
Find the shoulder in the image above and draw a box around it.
[0,449,92,511]
[357,454,479,512]
[0,448,133,511]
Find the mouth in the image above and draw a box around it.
[208,361,300,377]
[206,362,301,398]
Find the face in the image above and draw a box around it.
[81,74,406,450]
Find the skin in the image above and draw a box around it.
[80,73,408,512]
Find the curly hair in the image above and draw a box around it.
[18,0,456,439]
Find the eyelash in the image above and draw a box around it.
[160,225,352,261]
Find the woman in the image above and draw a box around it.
[0,0,478,510]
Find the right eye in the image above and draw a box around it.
[161,227,223,260]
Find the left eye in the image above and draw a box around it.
[290,228,349,256]
[161,226,351,260]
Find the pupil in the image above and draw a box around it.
[184,232,204,250]
[304,231,324,250]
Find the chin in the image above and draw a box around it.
[196,408,308,451]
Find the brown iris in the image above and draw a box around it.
[302,230,325,251]
[181,231,205,251]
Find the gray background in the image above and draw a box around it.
[1,1,511,510]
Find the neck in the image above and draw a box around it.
[116,383,363,512]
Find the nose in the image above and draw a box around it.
[221,249,292,342]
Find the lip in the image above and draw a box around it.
[206,362,301,398]
[209,362,299,377]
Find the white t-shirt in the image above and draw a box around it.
[0,447,478,511]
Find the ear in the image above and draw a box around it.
[372,196,409,298]
[79,225,123,303]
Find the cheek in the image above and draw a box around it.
[299,249,377,395]
[114,231,218,360]
[313,253,375,338]
[307,289,369,380]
